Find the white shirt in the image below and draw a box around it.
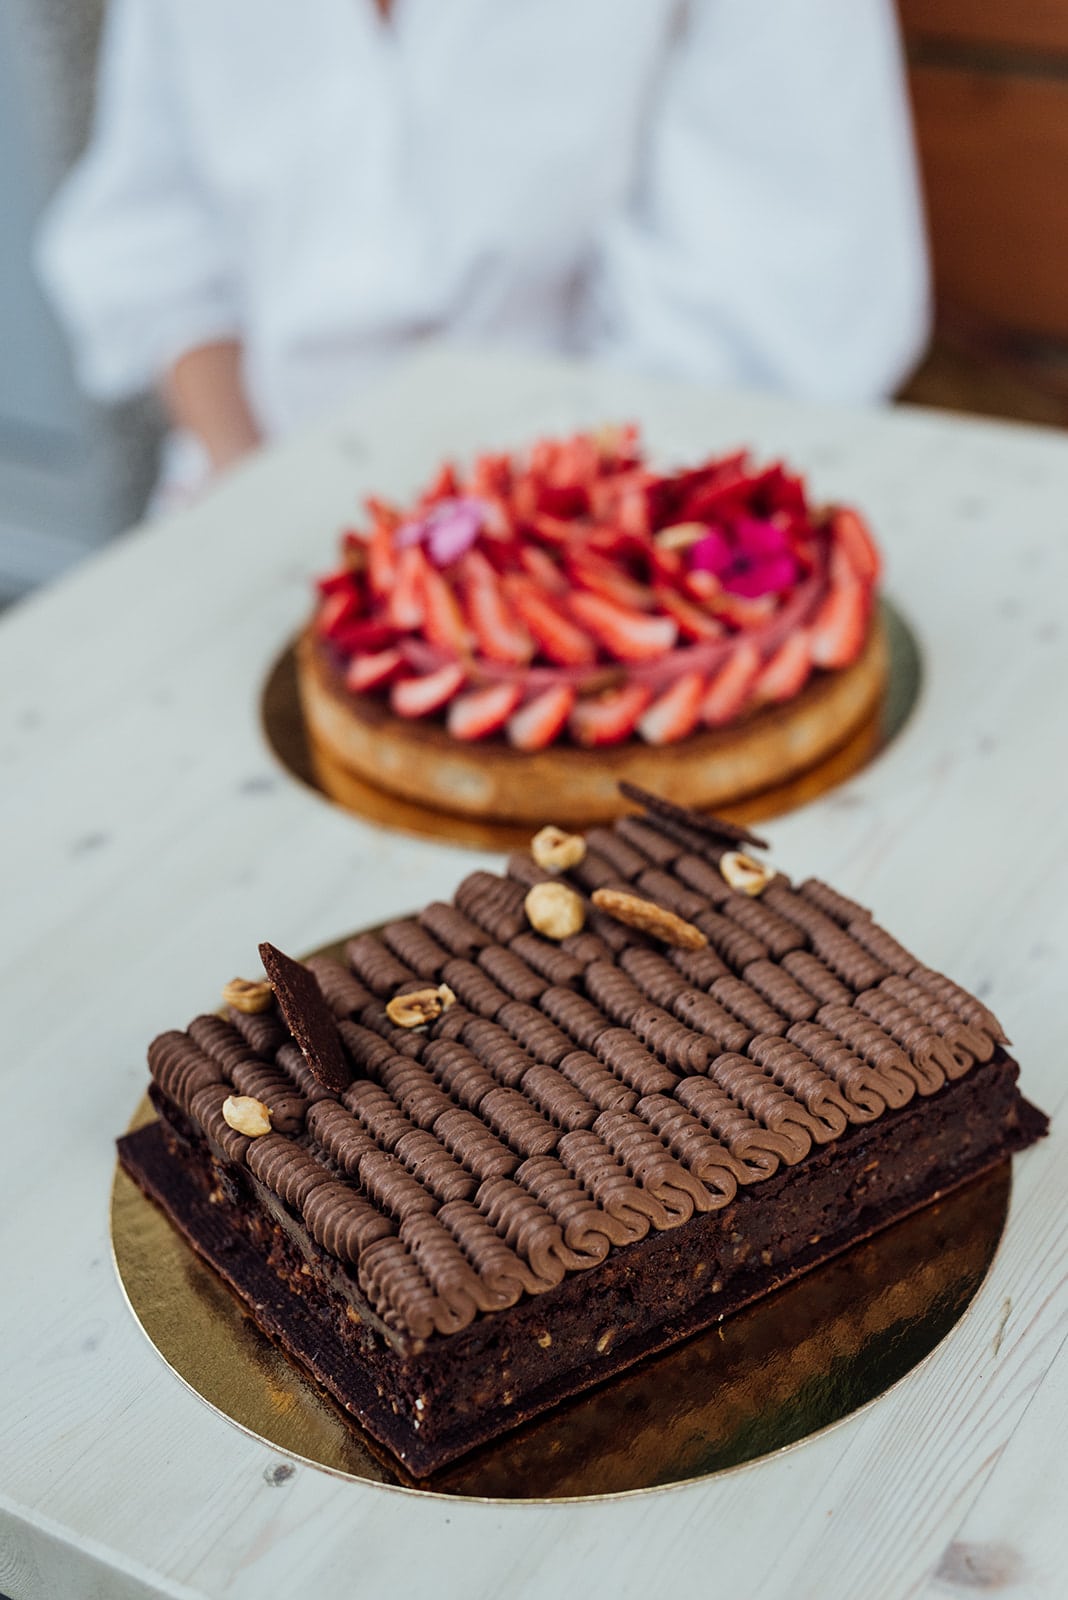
[39,0,929,484]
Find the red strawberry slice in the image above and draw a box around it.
[830,508,881,585]
[637,671,705,745]
[506,684,577,751]
[809,578,869,669]
[517,544,567,593]
[447,682,524,741]
[710,592,778,631]
[701,641,761,726]
[568,591,678,662]
[421,566,473,656]
[316,568,360,599]
[316,586,363,639]
[330,618,397,655]
[367,519,398,597]
[570,681,653,747]
[506,578,597,666]
[655,588,724,642]
[568,553,656,612]
[390,663,466,718]
[460,551,533,665]
[344,648,405,694]
[755,634,812,703]
[388,545,428,631]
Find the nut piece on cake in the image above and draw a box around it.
[525,881,586,940]
[530,826,587,873]
[221,1095,272,1137]
[386,984,457,1028]
[590,887,707,949]
[720,851,774,897]
[222,977,274,1014]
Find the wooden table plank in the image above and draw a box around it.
[1,346,1065,1600]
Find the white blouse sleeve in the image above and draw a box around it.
[36,0,241,401]
[584,0,931,402]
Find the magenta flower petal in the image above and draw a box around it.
[724,553,799,597]
[733,517,791,560]
[688,528,732,575]
[393,497,488,565]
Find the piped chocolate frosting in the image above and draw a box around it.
[146,792,1015,1345]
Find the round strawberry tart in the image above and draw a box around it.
[296,427,887,824]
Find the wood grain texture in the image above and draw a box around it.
[0,345,1066,1600]
[900,0,1068,57]
[909,63,1068,338]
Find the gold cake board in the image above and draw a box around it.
[261,602,921,850]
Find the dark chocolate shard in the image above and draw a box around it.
[617,783,768,852]
[259,942,352,1093]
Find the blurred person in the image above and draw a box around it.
[37,0,929,504]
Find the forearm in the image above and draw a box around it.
[162,340,262,472]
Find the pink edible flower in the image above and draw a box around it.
[394,497,487,567]
[688,516,799,598]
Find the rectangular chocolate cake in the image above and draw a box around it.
[118,787,1047,1476]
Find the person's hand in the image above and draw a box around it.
[163,340,262,474]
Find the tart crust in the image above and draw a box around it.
[296,616,889,825]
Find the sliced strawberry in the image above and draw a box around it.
[506,684,577,751]
[316,568,360,599]
[637,671,705,745]
[390,663,466,719]
[460,551,533,665]
[568,591,678,663]
[344,648,405,694]
[570,682,653,747]
[830,508,881,585]
[421,567,473,656]
[809,578,869,669]
[701,641,761,726]
[506,578,597,666]
[316,586,362,639]
[710,592,778,631]
[655,588,724,643]
[567,553,655,612]
[387,545,428,631]
[330,618,397,655]
[421,461,460,503]
[755,634,812,703]
[516,544,567,593]
[446,681,524,741]
[367,518,398,597]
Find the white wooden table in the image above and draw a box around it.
[1,347,1065,1600]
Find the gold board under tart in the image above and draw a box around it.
[112,935,1006,1504]
[261,602,920,849]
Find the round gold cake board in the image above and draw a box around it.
[113,1105,1009,1503]
[260,601,921,850]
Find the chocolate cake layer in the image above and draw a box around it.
[120,790,1048,1475]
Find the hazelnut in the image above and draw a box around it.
[385,984,456,1029]
[222,976,273,1014]
[530,825,587,873]
[222,1094,272,1137]
[525,881,585,941]
[719,850,774,897]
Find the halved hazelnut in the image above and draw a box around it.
[222,977,273,1014]
[222,1094,272,1137]
[386,984,456,1029]
[525,881,586,941]
[719,850,774,897]
[531,825,587,873]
